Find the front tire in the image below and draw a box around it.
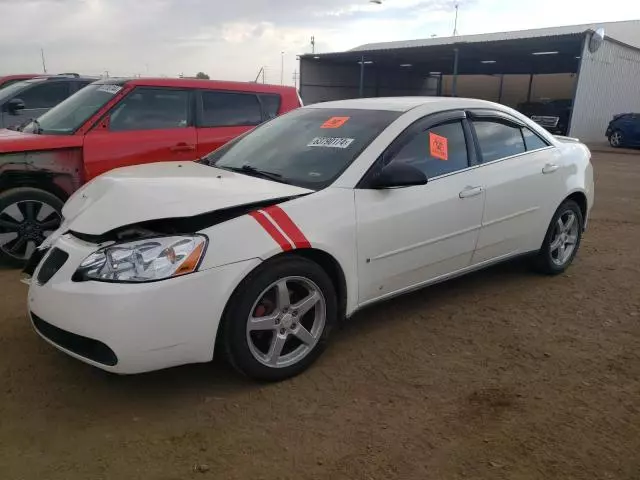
[222,256,337,381]
[533,199,583,275]
[0,187,64,268]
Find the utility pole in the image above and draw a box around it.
[311,36,315,54]
[292,70,299,89]
[453,2,459,36]
[280,51,284,86]
[40,48,47,74]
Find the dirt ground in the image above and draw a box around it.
[1,151,639,480]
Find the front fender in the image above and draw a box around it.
[0,149,84,197]
[198,188,359,315]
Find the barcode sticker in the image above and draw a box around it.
[97,85,122,95]
[307,137,355,149]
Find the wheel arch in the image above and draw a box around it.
[564,190,588,228]
[0,149,84,201]
[287,248,348,321]
[213,247,349,359]
[0,171,71,202]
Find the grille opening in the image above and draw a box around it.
[36,248,69,285]
[31,314,118,366]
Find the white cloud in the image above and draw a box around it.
[0,0,639,83]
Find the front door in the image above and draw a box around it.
[83,87,198,180]
[3,81,70,129]
[468,114,565,264]
[355,114,485,304]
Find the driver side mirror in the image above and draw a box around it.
[5,98,26,115]
[370,163,428,189]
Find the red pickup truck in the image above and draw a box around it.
[0,78,302,265]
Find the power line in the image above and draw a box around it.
[40,48,47,74]
[453,2,460,36]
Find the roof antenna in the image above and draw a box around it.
[453,2,459,36]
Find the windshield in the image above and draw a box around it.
[21,83,122,135]
[204,108,401,190]
[0,80,30,102]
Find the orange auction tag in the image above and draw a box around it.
[321,116,350,129]
[429,132,448,160]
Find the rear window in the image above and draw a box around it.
[259,94,281,120]
[204,108,401,190]
[201,91,263,127]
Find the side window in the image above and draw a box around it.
[389,120,469,178]
[17,82,69,109]
[522,127,549,151]
[473,120,526,162]
[201,91,262,127]
[109,88,190,132]
[74,81,93,91]
[259,94,282,121]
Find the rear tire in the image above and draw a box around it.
[609,130,623,148]
[221,255,337,381]
[0,188,64,268]
[532,199,583,275]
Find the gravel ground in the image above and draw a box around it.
[0,151,638,480]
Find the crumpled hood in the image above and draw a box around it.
[0,128,83,153]
[63,161,312,235]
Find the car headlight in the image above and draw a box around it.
[74,235,207,283]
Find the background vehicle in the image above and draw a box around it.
[518,99,572,136]
[0,78,302,265]
[0,74,43,90]
[606,113,640,148]
[26,97,594,381]
[0,74,96,130]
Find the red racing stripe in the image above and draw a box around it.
[263,205,312,249]
[249,211,293,251]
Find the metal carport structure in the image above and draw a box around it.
[299,20,640,142]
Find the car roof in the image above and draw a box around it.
[306,96,508,112]
[96,77,298,94]
[0,74,41,81]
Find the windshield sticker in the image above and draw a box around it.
[321,116,350,129]
[97,85,122,95]
[429,132,448,161]
[307,137,355,149]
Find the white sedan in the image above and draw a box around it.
[25,97,594,381]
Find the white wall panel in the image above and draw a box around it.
[571,37,640,142]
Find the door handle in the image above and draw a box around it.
[542,163,559,174]
[459,186,484,199]
[170,143,196,152]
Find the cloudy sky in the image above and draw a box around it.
[1,0,639,84]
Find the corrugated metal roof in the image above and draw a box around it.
[350,19,640,52]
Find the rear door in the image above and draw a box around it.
[195,90,266,157]
[3,81,70,128]
[82,86,197,180]
[468,111,564,264]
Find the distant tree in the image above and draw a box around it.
[195,72,210,79]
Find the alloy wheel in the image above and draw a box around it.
[549,210,579,267]
[610,131,622,147]
[246,276,326,369]
[0,200,61,261]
